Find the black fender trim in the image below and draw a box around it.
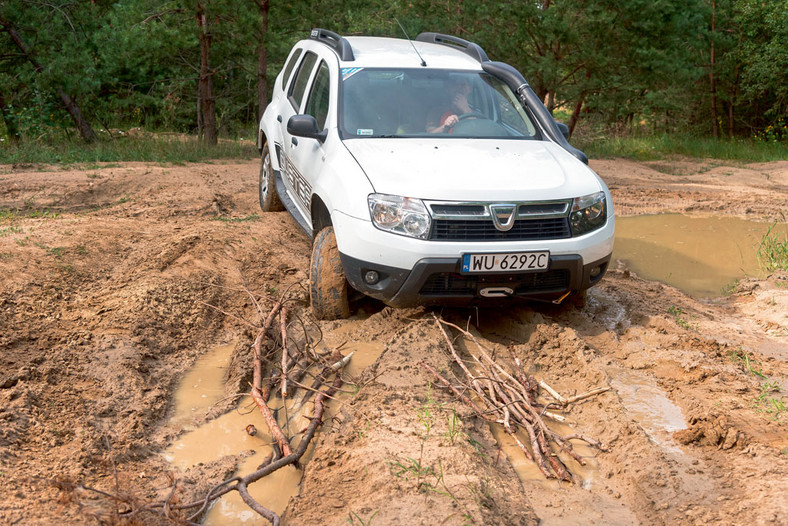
[274,169,313,237]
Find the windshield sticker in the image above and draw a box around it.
[356,129,374,136]
[342,67,363,81]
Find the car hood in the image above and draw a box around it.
[343,138,602,202]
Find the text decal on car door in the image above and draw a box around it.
[281,154,312,210]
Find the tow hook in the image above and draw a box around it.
[480,287,514,298]
[552,291,573,304]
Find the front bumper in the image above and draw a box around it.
[340,251,610,308]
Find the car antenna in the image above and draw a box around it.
[396,19,427,67]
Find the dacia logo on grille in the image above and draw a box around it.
[489,204,517,232]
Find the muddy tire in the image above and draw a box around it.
[310,226,350,320]
[259,143,284,212]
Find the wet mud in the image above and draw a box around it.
[0,158,786,525]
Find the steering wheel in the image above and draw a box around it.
[458,112,485,121]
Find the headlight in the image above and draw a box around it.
[368,194,431,240]
[570,191,607,236]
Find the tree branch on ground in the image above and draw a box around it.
[422,314,609,482]
[62,283,350,525]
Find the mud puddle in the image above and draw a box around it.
[607,368,687,453]
[493,418,639,526]
[164,342,300,524]
[165,334,384,524]
[170,342,235,428]
[490,420,598,487]
[614,214,784,297]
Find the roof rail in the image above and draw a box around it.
[415,32,489,63]
[309,28,355,61]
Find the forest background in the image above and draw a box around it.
[0,0,786,148]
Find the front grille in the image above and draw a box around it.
[419,269,570,296]
[431,217,571,241]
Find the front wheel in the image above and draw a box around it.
[310,227,350,320]
[259,143,284,212]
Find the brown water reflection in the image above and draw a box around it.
[613,214,784,297]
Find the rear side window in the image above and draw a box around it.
[305,61,331,130]
[288,51,318,110]
[280,48,303,91]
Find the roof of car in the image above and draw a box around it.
[326,36,484,70]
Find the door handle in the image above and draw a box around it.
[291,137,298,147]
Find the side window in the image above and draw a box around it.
[288,51,318,110]
[280,48,303,91]
[304,61,331,130]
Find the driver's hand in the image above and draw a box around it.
[444,114,459,129]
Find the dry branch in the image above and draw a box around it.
[425,315,609,482]
[72,284,350,526]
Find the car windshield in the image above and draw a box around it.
[340,68,540,139]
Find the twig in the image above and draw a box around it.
[280,305,289,399]
[428,314,609,482]
[538,379,567,404]
[250,382,293,457]
[565,387,611,405]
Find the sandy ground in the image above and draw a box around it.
[0,156,787,525]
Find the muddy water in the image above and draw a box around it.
[170,342,235,427]
[164,338,384,525]
[491,410,641,525]
[607,368,687,453]
[490,418,598,487]
[614,215,784,297]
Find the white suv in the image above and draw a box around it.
[258,29,614,320]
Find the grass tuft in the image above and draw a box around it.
[576,134,788,162]
[756,221,788,272]
[0,135,256,165]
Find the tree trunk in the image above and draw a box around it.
[0,90,20,142]
[0,15,97,143]
[709,1,720,139]
[568,94,585,137]
[728,66,740,139]
[57,89,97,143]
[196,3,217,145]
[546,91,556,113]
[255,0,270,122]
[567,70,591,137]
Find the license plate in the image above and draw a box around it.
[461,251,550,273]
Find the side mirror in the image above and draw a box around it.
[287,115,328,143]
[555,121,570,140]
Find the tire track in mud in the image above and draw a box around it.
[287,268,787,525]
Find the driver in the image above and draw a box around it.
[426,76,473,133]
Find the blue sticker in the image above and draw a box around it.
[342,67,363,81]
[357,129,374,136]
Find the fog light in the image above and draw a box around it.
[364,271,379,285]
[590,266,602,278]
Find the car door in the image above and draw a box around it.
[282,57,333,227]
[277,50,319,224]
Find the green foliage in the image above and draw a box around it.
[668,305,696,331]
[0,0,787,142]
[753,119,788,144]
[0,135,255,165]
[728,346,767,379]
[577,134,788,162]
[346,510,379,526]
[756,221,788,272]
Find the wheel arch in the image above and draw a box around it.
[258,129,282,173]
[311,196,332,237]
[257,128,267,154]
